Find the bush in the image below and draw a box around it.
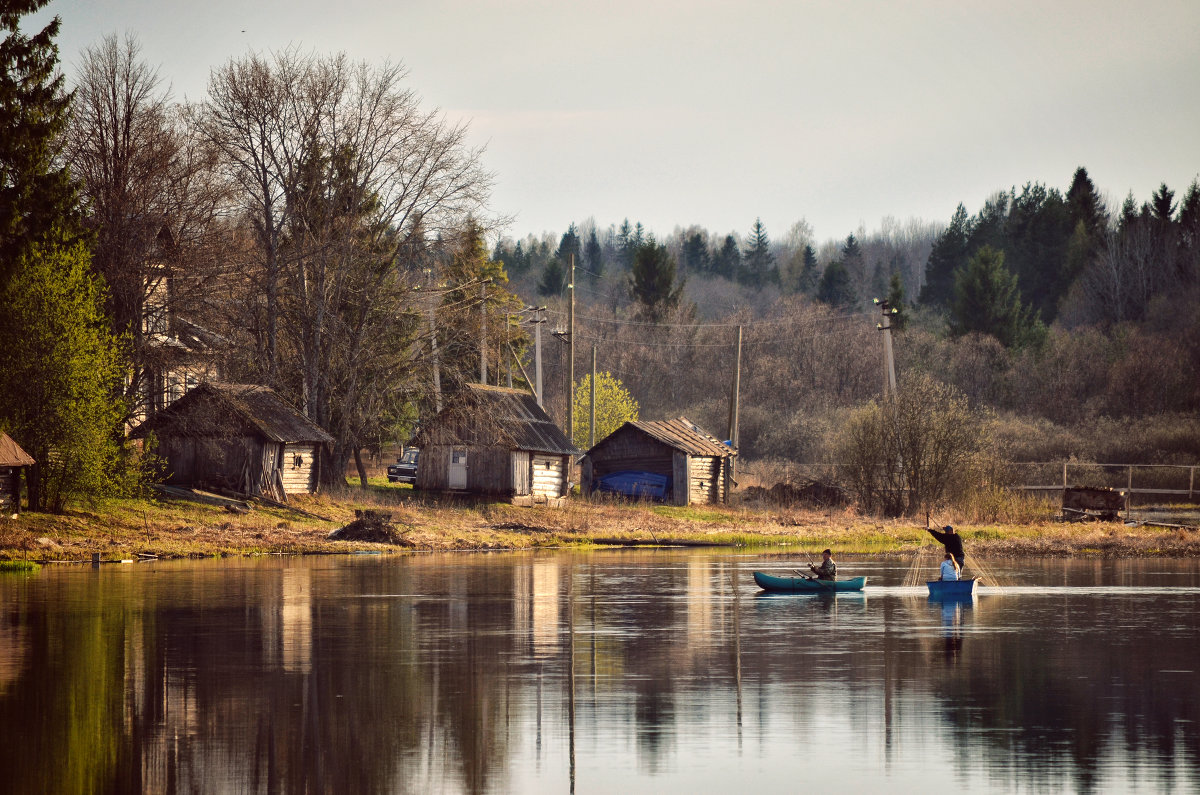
[835,375,991,517]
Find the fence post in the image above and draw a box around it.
[1126,465,1133,515]
[1062,461,1068,493]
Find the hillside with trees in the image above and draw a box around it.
[0,1,1195,516]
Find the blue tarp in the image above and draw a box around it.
[594,470,669,500]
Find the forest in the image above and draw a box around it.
[1,1,1197,514]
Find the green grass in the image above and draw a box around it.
[0,559,40,572]
[650,505,735,523]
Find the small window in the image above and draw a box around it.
[292,454,303,469]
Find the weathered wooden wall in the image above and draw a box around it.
[417,444,521,495]
[531,454,566,498]
[688,456,724,504]
[281,443,318,494]
[587,430,674,481]
[0,467,18,511]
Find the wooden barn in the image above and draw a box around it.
[0,432,34,513]
[582,417,736,505]
[412,384,580,504]
[129,383,334,498]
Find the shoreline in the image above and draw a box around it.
[2,486,1198,562]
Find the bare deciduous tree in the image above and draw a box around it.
[196,49,498,486]
[64,33,228,419]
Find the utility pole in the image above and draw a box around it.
[874,298,898,398]
[589,345,597,448]
[567,254,575,445]
[526,306,546,407]
[726,325,742,501]
[505,313,513,388]
[480,280,488,384]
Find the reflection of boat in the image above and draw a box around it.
[927,578,978,598]
[753,572,867,592]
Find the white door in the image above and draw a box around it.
[449,448,468,489]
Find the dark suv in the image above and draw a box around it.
[386,448,419,484]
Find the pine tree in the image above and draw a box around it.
[712,235,740,280]
[920,204,970,308]
[556,223,581,269]
[583,228,603,282]
[816,261,855,307]
[0,0,79,287]
[741,218,774,287]
[885,271,907,331]
[628,238,684,322]
[949,245,1043,348]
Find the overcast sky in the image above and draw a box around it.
[37,0,1200,244]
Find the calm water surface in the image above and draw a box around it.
[1,552,1198,794]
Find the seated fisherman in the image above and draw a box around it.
[808,549,837,581]
[939,553,960,581]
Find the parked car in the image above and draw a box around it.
[387,448,419,484]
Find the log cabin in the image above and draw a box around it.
[0,432,34,513]
[129,383,334,498]
[412,384,580,504]
[582,417,736,505]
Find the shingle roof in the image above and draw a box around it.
[129,383,334,444]
[594,416,735,458]
[414,384,580,456]
[0,432,34,467]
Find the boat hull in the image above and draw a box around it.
[926,578,978,597]
[753,572,867,592]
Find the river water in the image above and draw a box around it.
[1,552,1197,794]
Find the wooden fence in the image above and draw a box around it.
[1012,462,1198,502]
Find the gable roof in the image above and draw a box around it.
[129,383,334,444]
[414,384,580,456]
[590,416,735,458]
[0,432,34,467]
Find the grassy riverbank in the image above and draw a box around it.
[1,481,1198,562]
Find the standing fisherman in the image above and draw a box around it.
[927,525,965,570]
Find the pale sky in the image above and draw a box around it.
[36,0,1200,244]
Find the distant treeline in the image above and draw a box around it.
[499,168,1200,467]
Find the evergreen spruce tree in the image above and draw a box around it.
[583,228,603,282]
[741,218,774,287]
[0,0,79,287]
[816,261,854,307]
[712,234,740,280]
[628,238,684,322]
[885,272,907,331]
[948,245,1043,349]
[920,203,970,307]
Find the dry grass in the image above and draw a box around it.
[1,483,1197,562]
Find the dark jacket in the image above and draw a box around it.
[810,559,837,581]
[927,527,964,558]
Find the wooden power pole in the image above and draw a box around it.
[567,255,575,444]
[874,298,898,397]
[726,325,742,500]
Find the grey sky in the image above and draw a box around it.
[39,0,1200,244]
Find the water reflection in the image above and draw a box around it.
[0,555,1196,793]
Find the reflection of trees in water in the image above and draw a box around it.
[1,556,1198,793]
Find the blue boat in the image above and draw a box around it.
[594,470,669,500]
[753,572,867,593]
[927,578,978,598]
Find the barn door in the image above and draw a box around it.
[449,448,468,489]
[512,451,531,495]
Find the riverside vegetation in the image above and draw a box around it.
[2,481,1198,563]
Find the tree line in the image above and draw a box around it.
[0,5,518,509]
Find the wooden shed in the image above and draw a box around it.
[129,383,334,497]
[412,384,580,504]
[582,417,736,505]
[0,432,34,513]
